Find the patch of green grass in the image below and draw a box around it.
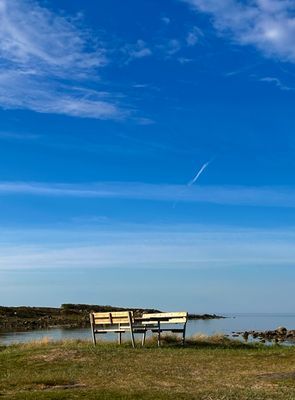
[1,336,295,399]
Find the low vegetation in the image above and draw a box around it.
[1,335,295,399]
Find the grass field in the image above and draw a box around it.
[1,335,295,399]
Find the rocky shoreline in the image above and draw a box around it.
[232,326,295,343]
[0,304,223,331]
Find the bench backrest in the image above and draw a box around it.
[141,312,188,324]
[90,311,133,327]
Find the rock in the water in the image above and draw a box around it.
[276,326,287,335]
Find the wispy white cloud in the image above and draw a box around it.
[183,0,295,63]
[0,1,105,72]
[1,225,295,270]
[177,57,193,64]
[155,27,204,60]
[122,40,152,63]
[1,181,295,208]
[224,62,263,77]
[155,39,183,58]
[186,26,204,46]
[0,70,125,119]
[71,215,110,224]
[0,131,39,140]
[259,76,294,90]
[0,0,124,119]
[165,39,182,56]
[161,16,171,25]
[123,27,201,64]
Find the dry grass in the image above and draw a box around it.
[1,336,295,399]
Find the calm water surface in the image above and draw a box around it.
[1,314,295,345]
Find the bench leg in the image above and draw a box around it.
[92,329,97,346]
[182,324,187,346]
[130,329,135,348]
[118,331,122,345]
[157,322,161,347]
[141,329,146,346]
[90,314,97,346]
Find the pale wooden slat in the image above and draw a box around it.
[111,316,132,321]
[92,311,133,318]
[95,329,128,333]
[94,318,130,324]
[94,320,110,323]
[164,318,187,323]
[92,311,132,325]
[142,312,187,319]
[142,318,186,325]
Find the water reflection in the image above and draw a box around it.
[1,314,295,345]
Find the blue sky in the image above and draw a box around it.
[1,0,295,312]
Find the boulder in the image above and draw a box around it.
[276,326,287,335]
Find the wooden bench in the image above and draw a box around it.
[90,311,138,348]
[90,311,188,348]
[90,311,145,347]
[140,312,188,346]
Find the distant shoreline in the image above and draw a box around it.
[188,313,225,320]
[0,304,225,331]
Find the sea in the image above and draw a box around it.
[1,313,295,345]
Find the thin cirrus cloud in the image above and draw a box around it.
[1,226,295,270]
[122,40,152,63]
[183,0,295,63]
[1,181,295,208]
[186,26,204,46]
[0,0,124,119]
[0,131,39,140]
[259,76,294,91]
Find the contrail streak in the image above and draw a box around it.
[173,159,213,208]
[187,160,211,186]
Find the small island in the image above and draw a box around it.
[0,304,224,331]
